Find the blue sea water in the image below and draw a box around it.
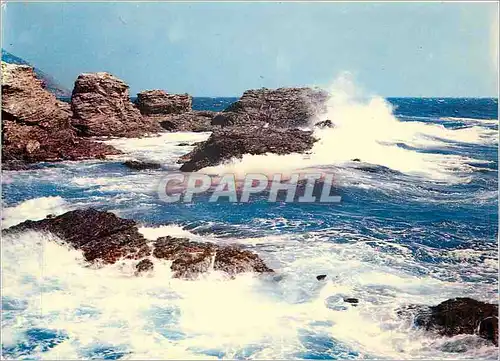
[1,96,498,359]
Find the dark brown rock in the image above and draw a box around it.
[397,297,498,346]
[211,87,328,128]
[316,275,327,281]
[214,246,273,274]
[1,62,119,168]
[4,209,273,279]
[71,73,162,137]
[135,90,192,116]
[159,111,217,132]
[3,208,150,264]
[179,126,317,172]
[315,119,334,128]
[153,236,273,279]
[344,297,359,305]
[135,259,154,275]
[123,160,161,170]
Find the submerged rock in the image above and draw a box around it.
[179,126,317,172]
[1,62,119,168]
[71,73,162,137]
[397,297,498,346]
[135,89,192,115]
[211,87,328,128]
[3,209,273,279]
[123,160,161,170]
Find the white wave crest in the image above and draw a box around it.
[201,74,497,183]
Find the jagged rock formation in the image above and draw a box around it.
[177,87,327,171]
[135,90,192,115]
[135,90,216,132]
[397,297,498,346]
[179,126,316,172]
[71,73,162,137]
[211,87,328,128]
[1,62,118,170]
[3,209,273,279]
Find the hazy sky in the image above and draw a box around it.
[2,2,498,97]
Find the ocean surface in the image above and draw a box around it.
[1,95,498,359]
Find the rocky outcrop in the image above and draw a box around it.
[134,90,216,132]
[153,236,272,278]
[123,160,161,170]
[159,111,216,132]
[2,49,71,97]
[3,209,273,279]
[179,126,317,172]
[71,73,162,137]
[211,87,328,128]
[1,62,118,169]
[135,90,192,116]
[397,297,498,346]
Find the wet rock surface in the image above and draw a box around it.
[397,297,499,346]
[123,160,162,170]
[179,126,317,172]
[4,209,273,279]
[1,62,119,169]
[71,73,162,137]
[211,87,328,128]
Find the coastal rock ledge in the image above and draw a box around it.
[179,126,317,172]
[1,62,118,170]
[3,209,273,279]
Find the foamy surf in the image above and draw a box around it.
[200,75,497,184]
[1,228,497,360]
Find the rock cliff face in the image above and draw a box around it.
[135,90,192,115]
[3,209,273,279]
[211,87,328,128]
[1,49,71,97]
[71,73,162,137]
[1,62,118,169]
[397,297,498,346]
[179,126,317,172]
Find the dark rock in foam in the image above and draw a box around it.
[3,209,273,279]
[179,126,317,172]
[397,297,498,346]
[123,160,161,170]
